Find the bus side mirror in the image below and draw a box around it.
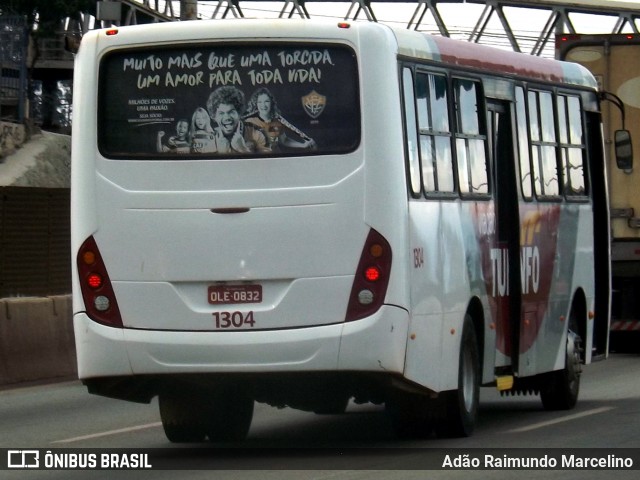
[614,129,633,172]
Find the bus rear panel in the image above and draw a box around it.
[72,20,411,417]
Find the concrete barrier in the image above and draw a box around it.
[0,295,76,387]
[0,121,27,159]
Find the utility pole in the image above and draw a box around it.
[181,0,198,20]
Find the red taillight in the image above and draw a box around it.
[87,273,103,289]
[77,235,123,327]
[365,267,380,282]
[345,228,392,322]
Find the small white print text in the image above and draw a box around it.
[442,453,634,469]
[7,450,152,470]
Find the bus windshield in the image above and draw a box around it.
[98,43,360,158]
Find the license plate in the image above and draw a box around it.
[208,284,262,305]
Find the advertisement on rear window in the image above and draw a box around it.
[98,44,360,158]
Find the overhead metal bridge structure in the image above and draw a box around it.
[72,0,640,57]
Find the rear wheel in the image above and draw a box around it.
[159,393,207,443]
[540,313,582,410]
[204,391,254,442]
[159,389,254,443]
[435,315,480,438]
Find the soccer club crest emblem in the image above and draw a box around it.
[301,90,327,119]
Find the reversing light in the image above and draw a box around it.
[94,296,111,312]
[358,289,374,305]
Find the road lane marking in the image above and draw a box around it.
[52,422,163,444]
[507,406,614,433]
[51,406,615,442]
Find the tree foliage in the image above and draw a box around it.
[0,0,95,36]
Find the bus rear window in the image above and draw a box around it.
[98,44,360,158]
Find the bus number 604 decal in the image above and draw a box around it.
[213,311,256,329]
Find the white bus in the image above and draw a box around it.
[71,19,611,441]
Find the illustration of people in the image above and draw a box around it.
[156,118,190,154]
[190,107,217,153]
[244,88,316,151]
[206,86,270,154]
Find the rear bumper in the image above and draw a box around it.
[74,305,409,380]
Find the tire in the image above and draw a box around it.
[540,319,582,411]
[204,391,254,442]
[159,393,207,443]
[435,314,480,438]
[159,389,254,443]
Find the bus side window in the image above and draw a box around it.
[416,72,454,194]
[515,86,533,200]
[529,90,560,197]
[403,68,422,197]
[454,79,488,195]
[557,94,587,197]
